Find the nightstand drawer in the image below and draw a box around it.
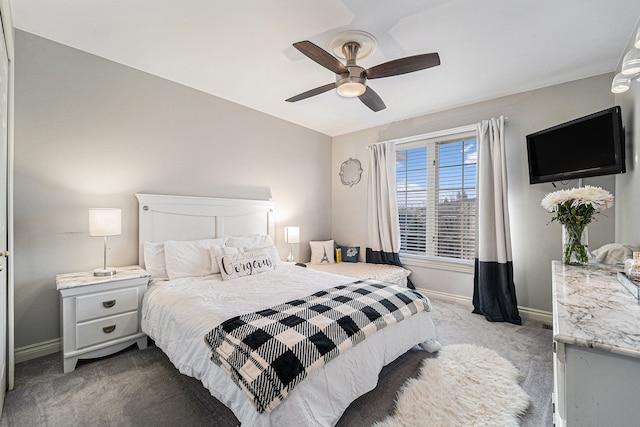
[76,312,139,349]
[76,287,139,322]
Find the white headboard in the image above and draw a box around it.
[135,193,276,268]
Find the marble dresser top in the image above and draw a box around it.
[56,265,150,290]
[552,260,640,359]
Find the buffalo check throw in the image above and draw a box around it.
[204,280,431,413]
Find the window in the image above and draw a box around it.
[396,128,477,263]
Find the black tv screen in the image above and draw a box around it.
[526,106,625,184]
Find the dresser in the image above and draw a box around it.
[56,266,150,373]
[552,261,640,426]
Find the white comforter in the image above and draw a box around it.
[141,264,437,427]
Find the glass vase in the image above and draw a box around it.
[562,224,589,265]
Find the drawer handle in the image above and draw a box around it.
[102,300,116,308]
[102,325,116,334]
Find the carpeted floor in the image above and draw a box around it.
[0,297,553,426]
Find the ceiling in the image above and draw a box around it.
[10,1,640,137]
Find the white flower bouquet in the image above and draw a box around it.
[541,186,614,264]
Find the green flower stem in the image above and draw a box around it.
[563,224,588,265]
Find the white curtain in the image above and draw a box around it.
[366,142,413,287]
[472,116,521,324]
[367,142,399,255]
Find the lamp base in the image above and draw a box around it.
[94,267,116,277]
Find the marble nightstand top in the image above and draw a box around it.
[56,265,150,290]
[552,260,640,359]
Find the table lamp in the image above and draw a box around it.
[284,226,300,263]
[89,208,121,276]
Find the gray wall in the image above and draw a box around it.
[14,31,332,349]
[614,21,640,245]
[616,83,640,244]
[332,74,619,314]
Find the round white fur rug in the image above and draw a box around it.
[374,344,530,427]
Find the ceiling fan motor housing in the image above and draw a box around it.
[336,42,366,97]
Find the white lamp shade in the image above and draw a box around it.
[621,49,640,76]
[611,73,631,93]
[336,81,366,97]
[89,208,122,236]
[284,226,300,244]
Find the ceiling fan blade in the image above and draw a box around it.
[365,53,440,79]
[358,86,386,112]
[285,82,337,103]
[293,41,348,75]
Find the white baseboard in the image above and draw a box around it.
[15,338,61,364]
[0,363,5,413]
[417,287,552,326]
[418,288,473,307]
[517,306,554,325]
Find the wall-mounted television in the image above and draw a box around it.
[526,106,626,184]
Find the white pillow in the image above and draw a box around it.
[215,249,274,281]
[309,240,335,264]
[226,235,281,265]
[209,246,243,274]
[143,241,168,279]
[590,243,640,265]
[164,238,227,280]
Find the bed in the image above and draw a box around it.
[136,193,440,426]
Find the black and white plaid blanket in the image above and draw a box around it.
[204,279,431,413]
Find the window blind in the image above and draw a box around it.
[397,131,477,262]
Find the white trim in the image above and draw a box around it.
[384,124,477,146]
[418,287,553,325]
[6,48,13,391]
[15,338,61,364]
[402,255,474,274]
[393,126,478,264]
[417,287,473,307]
[517,306,553,325]
[0,0,13,393]
[0,0,13,60]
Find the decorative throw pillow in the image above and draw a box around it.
[309,240,335,264]
[226,234,281,265]
[215,249,274,281]
[339,246,360,263]
[164,238,227,280]
[143,241,169,279]
[209,246,243,274]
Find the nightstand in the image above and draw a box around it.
[56,265,150,373]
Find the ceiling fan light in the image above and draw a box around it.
[621,49,640,75]
[611,73,631,93]
[337,81,366,97]
[635,28,640,49]
[336,74,366,98]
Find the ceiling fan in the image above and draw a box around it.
[285,31,440,112]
